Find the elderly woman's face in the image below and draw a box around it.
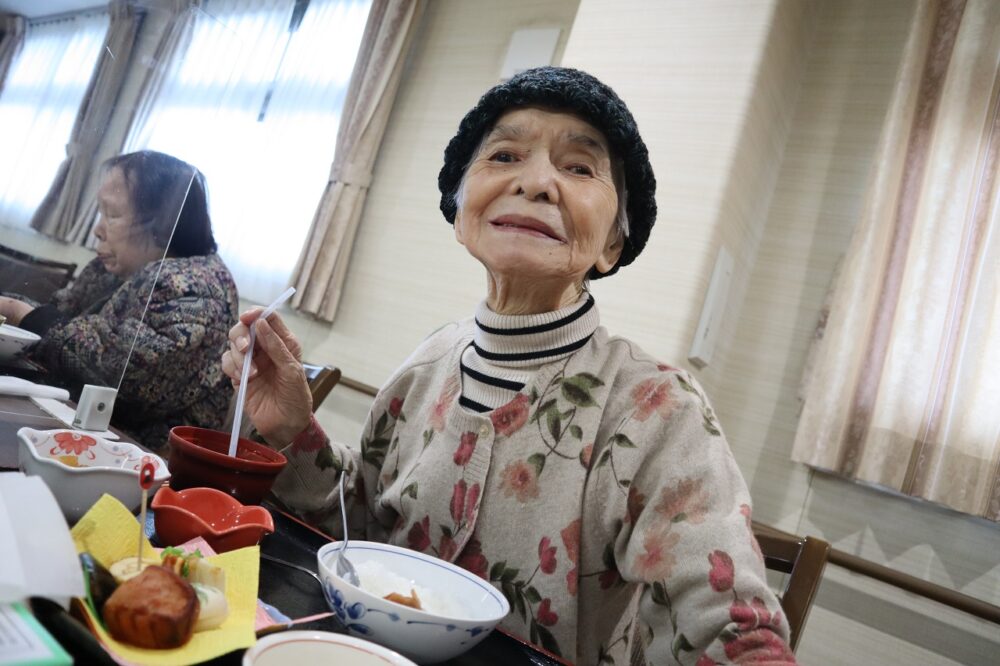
[454,108,622,287]
[93,167,162,277]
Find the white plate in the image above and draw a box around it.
[243,631,416,666]
[0,323,40,361]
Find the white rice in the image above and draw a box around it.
[352,559,466,618]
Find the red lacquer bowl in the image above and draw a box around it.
[167,426,287,505]
[152,485,275,552]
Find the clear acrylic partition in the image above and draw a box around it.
[0,3,205,453]
[0,0,370,456]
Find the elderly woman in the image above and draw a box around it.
[223,68,794,664]
[0,150,238,450]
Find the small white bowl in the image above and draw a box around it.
[317,541,509,664]
[0,323,40,361]
[17,427,170,521]
[243,631,416,666]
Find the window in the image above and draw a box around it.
[0,11,108,229]
[126,0,371,303]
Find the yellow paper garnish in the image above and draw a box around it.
[70,494,258,666]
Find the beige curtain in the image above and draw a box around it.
[70,0,201,246]
[30,1,143,240]
[0,13,25,97]
[290,0,425,321]
[793,0,1000,520]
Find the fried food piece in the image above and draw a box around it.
[384,588,422,610]
[103,565,199,649]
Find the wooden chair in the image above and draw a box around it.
[752,522,830,650]
[0,243,77,303]
[302,363,342,411]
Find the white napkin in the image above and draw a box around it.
[30,397,119,441]
[0,472,84,607]
[0,376,69,402]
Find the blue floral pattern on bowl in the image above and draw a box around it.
[317,540,510,663]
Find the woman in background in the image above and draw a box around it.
[0,150,238,450]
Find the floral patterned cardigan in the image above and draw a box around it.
[20,255,238,450]
[274,320,796,665]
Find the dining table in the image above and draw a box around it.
[0,391,571,666]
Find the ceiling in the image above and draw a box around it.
[0,0,102,19]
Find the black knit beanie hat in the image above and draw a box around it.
[438,66,656,279]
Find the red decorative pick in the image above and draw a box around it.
[139,457,156,490]
[136,456,156,566]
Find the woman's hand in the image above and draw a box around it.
[0,296,34,326]
[221,308,313,447]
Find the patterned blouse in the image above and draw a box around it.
[21,255,239,450]
[273,298,796,665]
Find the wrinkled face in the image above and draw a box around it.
[93,167,162,277]
[454,108,622,286]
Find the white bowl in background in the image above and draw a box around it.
[17,427,169,522]
[0,323,40,361]
[242,630,416,666]
[317,541,509,664]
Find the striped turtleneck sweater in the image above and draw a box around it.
[458,293,599,413]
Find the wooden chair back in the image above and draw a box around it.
[302,363,341,411]
[0,244,76,303]
[752,523,830,650]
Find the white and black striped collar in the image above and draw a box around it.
[471,293,599,368]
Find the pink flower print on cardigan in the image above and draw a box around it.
[708,550,735,592]
[407,515,431,551]
[538,537,557,574]
[536,598,558,626]
[429,378,459,432]
[450,480,467,523]
[655,477,711,524]
[491,393,530,436]
[560,519,580,596]
[723,628,796,662]
[625,485,646,525]
[439,533,458,561]
[630,377,676,422]
[456,537,489,579]
[448,479,481,528]
[388,397,404,419]
[500,459,540,502]
[633,527,681,581]
[729,596,784,634]
[453,431,477,466]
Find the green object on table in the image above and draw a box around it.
[0,602,72,666]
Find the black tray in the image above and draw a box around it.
[33,505,569,665]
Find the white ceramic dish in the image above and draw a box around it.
[17,427,170,522]
[242,630,416,666]
[0,323,40,361]
[317,541,509,664]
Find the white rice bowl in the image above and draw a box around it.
[317,541,509,664]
